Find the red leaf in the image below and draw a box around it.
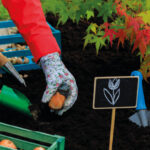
[126,16,144,32]
[103,27,117,46]
[129,28,136,44]
[139,39,147,57]
[115,29,127,48]
[132,30,147,57]
[116,4,127,17]
[103,22,110,29]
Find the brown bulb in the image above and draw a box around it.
[48,92,66,110]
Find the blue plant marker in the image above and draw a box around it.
[131,71,147,110]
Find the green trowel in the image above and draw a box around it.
[0,85,40,120]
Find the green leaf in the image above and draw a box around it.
[86,10,94,20]
[83,34,94,48]
[86,23,98,34]
[58,15,69,24]
[137,10,150,24]
[97,0,116,22]
[95,37,106,54]
[145,0,150,10]
[91,24,98,34]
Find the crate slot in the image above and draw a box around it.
[0,20,61,73]
[0,122,65,150]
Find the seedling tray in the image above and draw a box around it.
[0,122,65,150]
[0,20,61,73]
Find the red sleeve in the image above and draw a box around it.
[2,0,61,63]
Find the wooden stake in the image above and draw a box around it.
[109,108,116,150]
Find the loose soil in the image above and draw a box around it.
[0,13,150,150]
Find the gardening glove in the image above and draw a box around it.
[40,52,78,115]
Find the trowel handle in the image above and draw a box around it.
[131,70,147,110]
[0,53,8,67]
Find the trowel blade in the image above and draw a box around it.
[3,61,26,86]
[129,110,150,127]
[129,112,142,127]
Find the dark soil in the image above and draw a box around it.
[0,13,150,150]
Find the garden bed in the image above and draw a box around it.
[0,13,150,150]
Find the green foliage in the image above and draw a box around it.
[97,0,116,22]
[0,1,10,20]
[138,10,150,24]
[84,23,108,54]
[86,10,94,20]
[41,0,116,24]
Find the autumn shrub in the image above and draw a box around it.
[84,0,150,81]
[42,0,150,81]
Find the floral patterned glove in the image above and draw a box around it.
[40,52,78,115]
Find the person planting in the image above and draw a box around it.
[1,0,78,115]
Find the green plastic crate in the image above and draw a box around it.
[0,122,65,150]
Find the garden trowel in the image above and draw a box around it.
[0,85,40,120]
[0,53,26,86]
[129,71,150,127]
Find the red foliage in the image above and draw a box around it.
[104,2,150,58]
[115,29,127,48]
[103,22,117,46]
[114,0,128,17]
[125,16,144,32]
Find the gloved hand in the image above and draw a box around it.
[40,52,78,115]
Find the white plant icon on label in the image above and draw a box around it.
[103,79,120,105]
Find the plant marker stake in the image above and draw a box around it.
[109,108,116,150]
[93,76,138,149]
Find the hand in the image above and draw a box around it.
[40,52,78,115]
